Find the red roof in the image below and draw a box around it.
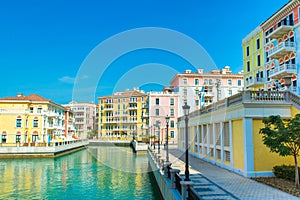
[0,94,51,102]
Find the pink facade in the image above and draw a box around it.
[148,91,179,144]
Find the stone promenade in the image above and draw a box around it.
[157,147,299,200]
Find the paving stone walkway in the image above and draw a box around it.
[160,148,299,200]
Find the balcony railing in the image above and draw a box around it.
[266,22,294,39]
[269,64,296,79]
[268,42,295,59]
[178,90,300,121]
[246,77,265,87]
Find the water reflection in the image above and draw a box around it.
[0,146,161,200]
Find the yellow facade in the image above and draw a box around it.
[177,90,300,177]
[242,27,265,90]
[98,89,147,141]
[0,94,72,145]
[232,119,244,171]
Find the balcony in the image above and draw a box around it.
[269,64,297,79]
[142,125,149,130]
[128,106,138,110]
[204,92,214,97]
[266,24,294,39]
[268,42,295,59]
[142,113,149,118]
[103,107,114,111]
[246,77,265,87]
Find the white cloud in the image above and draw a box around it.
[59,76,75,84]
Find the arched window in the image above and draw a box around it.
[33,117,38,128]
[16,116,22,128]
[2,131,7,143]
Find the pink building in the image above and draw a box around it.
[170,66,244,116]
[148,88,179,144]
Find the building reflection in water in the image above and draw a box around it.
[0,147,161,200]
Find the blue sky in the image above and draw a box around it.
[0,0,288,103]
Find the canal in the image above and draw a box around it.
[0,146,162,200]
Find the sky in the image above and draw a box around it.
[0,0,289,104]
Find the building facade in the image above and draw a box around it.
[177,90,300,177]
[243,0,300,94]
[63,102,97,139]
[147,89,179,144]
[242,26,265,90]
[170,66,244,116]
[98,89,147,141]
[0,93,76,145]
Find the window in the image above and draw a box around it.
[238,80,242,86]
[155,98,159,105]
[228,79,232,86]
[30,107,34,113]
[246,46,250,56]
[16,118,22,128]
[170,98,174,106]
[32,134,38,142]
[155,109,159,116]
[37,107,42,113]
[204,79,208,85]
[2,134,6,143]
[228,90,232,96]
[16,134,21,143]
[170,109,174,116]
[257,55,261,66]
[194,79,199,85]
[183,88,187,96]
[209,79,213,85]
[183,78,187,85]
[256,38,260,49]
[247,61,250,72]
[170,120,175,128]
[33,118,39,128]
[170,131,174,138]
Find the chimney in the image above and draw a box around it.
[17,92,23,97]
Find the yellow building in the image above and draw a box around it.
[98,89,147,141]
[0,93,76,146]
[177,90,300,177]
[242,26,265,90]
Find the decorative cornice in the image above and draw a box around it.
[261,0,300,31]
[242,26,262,44]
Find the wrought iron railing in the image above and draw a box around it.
[175,173,182,194]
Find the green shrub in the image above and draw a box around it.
[273,165,300,182]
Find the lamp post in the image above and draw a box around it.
[183,102,190,181]
[165,115,170,162]
[156,120,161,154]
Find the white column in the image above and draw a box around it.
[201,125,204,157]
[243,117,254,176]
[213,123,216,161]
[220,122,224,163]
[229,120,233,168]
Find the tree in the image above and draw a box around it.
[259,114,300,187]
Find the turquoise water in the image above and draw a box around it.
[0,146,162,200]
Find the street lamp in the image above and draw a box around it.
[165,115,170,162]
[183,102,190,181]
[156,120,161,154]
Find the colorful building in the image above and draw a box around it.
[98,88,147,141]
[170,66,244,116]
[177,90,300,177]
[242,26,265,90]
[63,102,97,139]
[0,93,76,146]
[147,89,179,144]
[243,0,300,93]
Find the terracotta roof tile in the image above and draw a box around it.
[0,94,51,102]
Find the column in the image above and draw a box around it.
[243,117,254,176]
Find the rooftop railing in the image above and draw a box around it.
[179,90,299,121]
